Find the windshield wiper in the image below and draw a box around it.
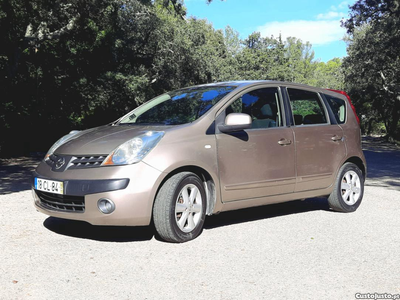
[119,122,167,126]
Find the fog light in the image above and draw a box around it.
[32,188,39,203]
[97,198,115,214]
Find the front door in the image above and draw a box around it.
[216,87,296,203]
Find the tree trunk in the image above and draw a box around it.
[388,95,400,137]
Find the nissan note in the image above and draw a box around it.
[32,81,367,242]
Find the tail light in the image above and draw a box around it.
[328,89,360,125]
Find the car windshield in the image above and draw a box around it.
[118,85,236,125]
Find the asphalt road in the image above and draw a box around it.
[1,137,399,300]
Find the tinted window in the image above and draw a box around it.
[226,87,282,129]
[324,94,346,124]
[287,88,327,125]
[119,86,236,125]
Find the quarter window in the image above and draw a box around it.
[323,94,346,124]
[226,88,282,129]
[287,88,328,125]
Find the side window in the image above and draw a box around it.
[226,88,282,129]
[323,94,346,124]
[287,88,328,125]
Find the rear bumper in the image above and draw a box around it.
[32,161,163,226]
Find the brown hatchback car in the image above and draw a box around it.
[33,81,366,242]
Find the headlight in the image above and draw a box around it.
[44,130,81,161]
[102,131,164,166]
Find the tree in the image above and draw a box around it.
[342,0,400,138]
[223,32,288,81]
[0,0,229,156]
[284,37,316,84]
[311,58,344,90]
[0,0,347,157]
[0,0,122,154]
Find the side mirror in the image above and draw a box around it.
[218,113,252,133]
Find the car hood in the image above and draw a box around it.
[55,125,171,155]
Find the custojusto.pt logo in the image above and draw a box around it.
[355,293,400,300]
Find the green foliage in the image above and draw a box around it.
[342,0,400,138]
[284,37,315,83]
[311,58,344,90]
[291,100,321,118]
[0,0,346,156]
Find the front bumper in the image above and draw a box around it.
[33,160,163,226]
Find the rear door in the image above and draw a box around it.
[216,86,296,203]
[285,87,346,192]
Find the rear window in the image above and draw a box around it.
[323,94,346,124]
[287,88,328,125]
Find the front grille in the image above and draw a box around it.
[36,190,85,213]
[68,156,106,169]
[46,154,56,166]
[46,154,107,170]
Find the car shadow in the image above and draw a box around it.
[43,197,331,242]
[43,217,155,242]
[204,197,331,230]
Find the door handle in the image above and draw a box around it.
[331,135,343,142]
[278,138,292,146]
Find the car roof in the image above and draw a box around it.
[176,81,348,102]
[191,80,332,91]
[193,80,269,88]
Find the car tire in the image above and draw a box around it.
[328,162,364,212]
[153,172,206,243]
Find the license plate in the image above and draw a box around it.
[35,178,64,195]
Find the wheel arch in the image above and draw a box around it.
[344,156,366,180]
[154,165,218,216]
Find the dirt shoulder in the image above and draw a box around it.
[0,155,43,194]
[362,136,400,191]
